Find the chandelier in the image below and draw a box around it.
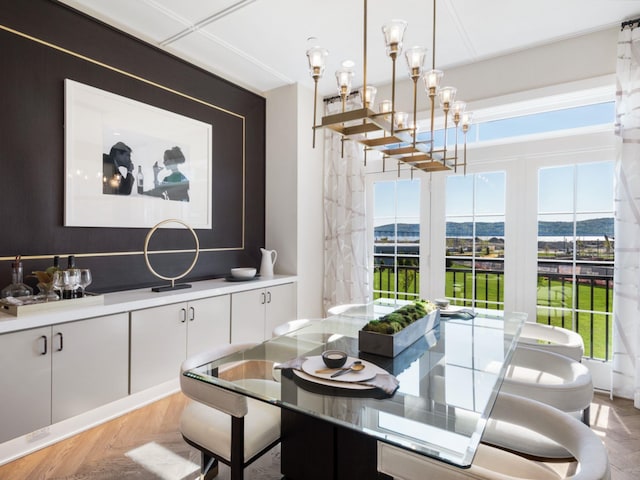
[306,0,472,174]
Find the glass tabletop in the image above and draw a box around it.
[183,302,527,467]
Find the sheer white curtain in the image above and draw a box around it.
[613,19,640,408]
[323,97,370,313]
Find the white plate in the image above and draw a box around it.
[293,369,374,390]
[439,306,475,317]
[300,356,384,383]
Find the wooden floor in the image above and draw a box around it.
[0,391,637,479]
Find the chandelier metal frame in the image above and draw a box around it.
[307,0,472,174]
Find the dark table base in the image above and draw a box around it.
[280,408,392,480]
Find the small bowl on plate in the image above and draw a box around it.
[321,350,348,368]
[230,267,257,280]
[434,298,450,309]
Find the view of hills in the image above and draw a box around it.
[375,218,614,239]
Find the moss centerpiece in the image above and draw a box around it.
[359,300,440,357]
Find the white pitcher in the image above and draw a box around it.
[260,248,277,278]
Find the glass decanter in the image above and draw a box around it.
[1,257,34,299]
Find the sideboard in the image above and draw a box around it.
[0,275,297,465]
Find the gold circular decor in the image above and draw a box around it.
[144,219,200,291]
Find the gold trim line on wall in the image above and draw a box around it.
[0,22,248,257]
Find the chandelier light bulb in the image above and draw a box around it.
[395,111,409,129]
[379,99,392,121]
[438,86,457,110]
[423,69,444,95]
[382,19,407,58]
[461,111,473,130]
[306,46,328,79]
[335,69,354,97]
[359,85,377,109]
[379,99,392,113]
[452,100,467,123]
[405,46,427,79]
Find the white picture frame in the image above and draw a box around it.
[64,79,213,229]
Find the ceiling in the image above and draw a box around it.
[59,0,640,97]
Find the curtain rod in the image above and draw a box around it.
[621,17,640,30]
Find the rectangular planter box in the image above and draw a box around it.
[358,309,440,358]
[359,327,440,375]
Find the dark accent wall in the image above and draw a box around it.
[0,0,265,292]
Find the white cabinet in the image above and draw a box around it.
[231,283,297,343]
[130,295,230,393]
[51,313,129,423]
[0,327,51,443]
[0,277,297,452]
[0,313,128,443]
[186,296,232,357]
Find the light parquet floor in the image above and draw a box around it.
[0,392,637,479]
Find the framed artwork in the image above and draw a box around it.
[64,79,213,229]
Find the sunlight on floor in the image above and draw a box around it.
[126,441,199,480]
[590,402,610,433]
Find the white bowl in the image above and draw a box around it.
[230,267,256,279]
[434,298,450,309]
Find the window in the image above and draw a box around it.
[364,85,616,383]
[373,179,420,301]
[445,172,506,310]
[420,101,614,146]
[476,102,614,142]
[537,162,614,360]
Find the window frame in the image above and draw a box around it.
[366,170,425,301]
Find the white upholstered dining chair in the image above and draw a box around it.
[377,393,610,480]
[517,322,585,361]
[499,345,593,426]
[476,345,593,459]
[179,343,281,480]
[429,347,593,460]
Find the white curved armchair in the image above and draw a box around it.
[378,393,610,480]
[518,322,584,361]
[457,345,593,459]
[502,345,593,424]
[180,343,281,480]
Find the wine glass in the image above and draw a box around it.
[67,269,80,298]
[78,269,92,297]
[52,270,69,299]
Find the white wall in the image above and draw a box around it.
[265,84,298,275]
[265,84,324,319]
[295,83,325,319]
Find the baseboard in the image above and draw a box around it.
[0,379,179,466]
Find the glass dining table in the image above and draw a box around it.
[182,302,527,479]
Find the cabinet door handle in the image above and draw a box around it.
[261,292,266,304]
[180,308,187,323]
[267,291,272,303]
[56,332,63,352]
[189,306,195,321]
[40,335,48,355]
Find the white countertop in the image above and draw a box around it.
[0,275,297,334]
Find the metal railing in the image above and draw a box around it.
[373,254,613,360]
[373,257,419,300]
[537,272,613,360]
